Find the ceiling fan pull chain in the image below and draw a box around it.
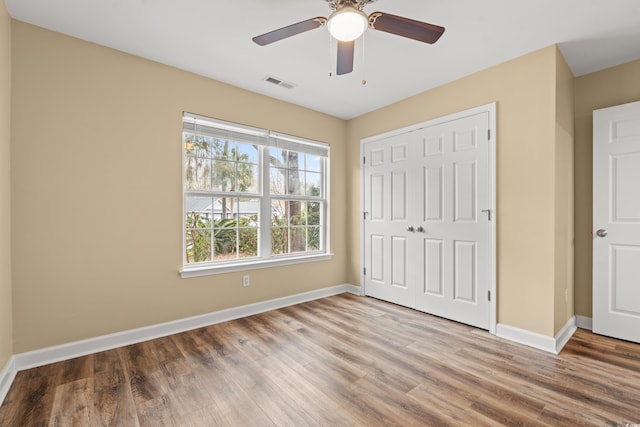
[329,31,334,77]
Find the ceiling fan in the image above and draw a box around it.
[252,0,445,76]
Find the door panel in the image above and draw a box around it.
[425,136,443,156]
[454,240,476,302]
[424,239,444,295]
[593,101,640,343]
[611,153,640,221]
[454,129,477,152]
[611,245,640,314]
[454,161,476,222]
[370,235,384,282]
[391,171,407,220]
[424,166,443,221]
[391,236,408,288]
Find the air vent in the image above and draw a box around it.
[263,75,296,90]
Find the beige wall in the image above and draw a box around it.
[573,58,640,318]
[11,21,348,353]
[0,2,13,369]
[8,17,607,353]
[348,46,564,337]
[553,48,575,333]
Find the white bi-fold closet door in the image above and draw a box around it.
[362,105,495,331]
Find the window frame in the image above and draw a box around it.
[180,113,331,278]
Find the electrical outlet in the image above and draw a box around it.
[243,275,250,287]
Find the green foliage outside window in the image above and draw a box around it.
[186,215,259,263]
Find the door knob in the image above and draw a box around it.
[596,229,608,237]
[416,226,424,232]
[406,226,415,232]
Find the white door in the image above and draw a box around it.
[413,113,491,330]
[363,108,493,330]
[363,133,416,308]
[593,101,640,343]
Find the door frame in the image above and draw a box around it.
[360,103,497,334]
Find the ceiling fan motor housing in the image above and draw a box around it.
[325,0,378,12]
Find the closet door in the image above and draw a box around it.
[363,109,492,330]
[363,133,418,308]
[413,112,491,330]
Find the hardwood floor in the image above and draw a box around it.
[1,293,639,426]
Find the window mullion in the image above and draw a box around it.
[322,156,329,252]
[259,146,272,258]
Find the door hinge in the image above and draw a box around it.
[488,290,491,301]
[363,212,368,220]
[488,129,491,140]
[363,156,366,165]
[363,267,367,276]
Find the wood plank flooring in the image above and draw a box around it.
[1,293,639,426]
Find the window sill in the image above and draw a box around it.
[179,253,334,278]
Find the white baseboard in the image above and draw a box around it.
[496,316,577,354]
[13,284,361,373]
[554,316,578,353]
[575,315,593,330]
[0,356,17,408]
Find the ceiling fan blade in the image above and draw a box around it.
[252,17,327,46]
[368,12,445,44]
[336,40,355,75]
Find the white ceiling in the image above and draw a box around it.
[6,0,640,119]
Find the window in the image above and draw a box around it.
[181,113,330,276]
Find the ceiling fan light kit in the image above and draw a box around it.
[327,5,368,41]
[252,0,444,76]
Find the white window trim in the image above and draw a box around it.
[179,253,334,278]
[180,113,331,278]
